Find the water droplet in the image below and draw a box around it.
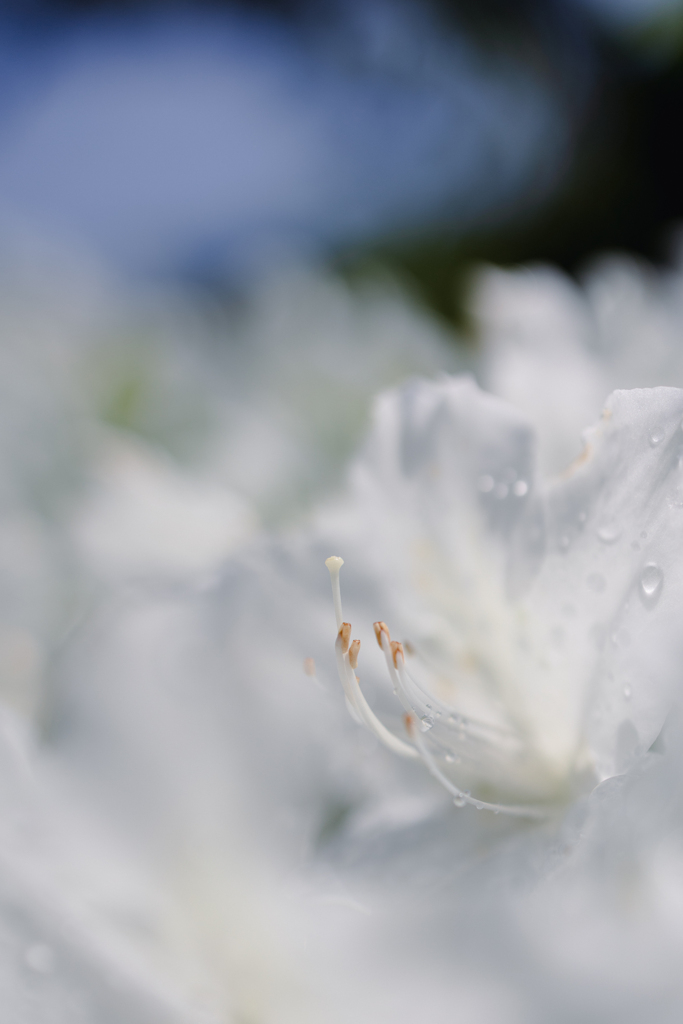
[587,572,606,593]
[639,563,663,607]
[419,715,434,732]
[447,714,459,726]
[623,685,632,700]
[513,479,528,497]
[444,752,456,763]
[475,801,484,810]
[25,944,54,974]
[649,429,665,447]
[597,521,622,544]
[477,474,494,493]
[453,795,466,808]
[494,482,509,500]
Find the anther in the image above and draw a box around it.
[390,640,404,668]
[349,639,360,670]
[404,713,414,737]
[373,621,390,648]
[303,657,316,677]
[338,622,352,654]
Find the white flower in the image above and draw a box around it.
[323,374,683,816]
[472,254,683,474]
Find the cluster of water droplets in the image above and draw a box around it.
[477,467,528,501]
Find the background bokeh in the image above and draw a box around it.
[3,3,683,1023]
[0,0,682,315]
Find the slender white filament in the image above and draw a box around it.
[325,556,344,630]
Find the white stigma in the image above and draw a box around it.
[325,556,344,631]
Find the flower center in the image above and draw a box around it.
[326,555,569,818]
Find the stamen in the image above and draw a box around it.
[325,561,552,816]
[334,628,418,759]
[373,621,390,648]
[303,657,316,677]
[338,622,351,655]
[325,556,345,630]
[326,559,417,760]
[412,726,547,819]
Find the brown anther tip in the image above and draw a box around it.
[373,621,390,648]
[348,639,360,670]
[338,622,352,654]
[404,713,414,738]
[390,640,404,668]
[303,657,316,677]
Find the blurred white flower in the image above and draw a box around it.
[8,239,683,1020]
[473,253,683,474]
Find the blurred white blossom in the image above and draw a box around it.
[5,242,683,1021]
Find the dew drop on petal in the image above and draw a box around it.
[513,479,528,497]
[639,563,663,607]
[475,801,484,810]
[597,521,622,544]
[649,429,665,447]
[444,753,456,763]
[419,715,434,732]
[453,795,466,807]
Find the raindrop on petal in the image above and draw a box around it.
[453,795,466,808]
[512,479,528,497]
[419,715,434,732]
[639,563,663,607]
[649,429,665,447]
[597,521,622,544]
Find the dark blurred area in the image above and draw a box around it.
[341,2,683,324]
[1,0,682,322]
